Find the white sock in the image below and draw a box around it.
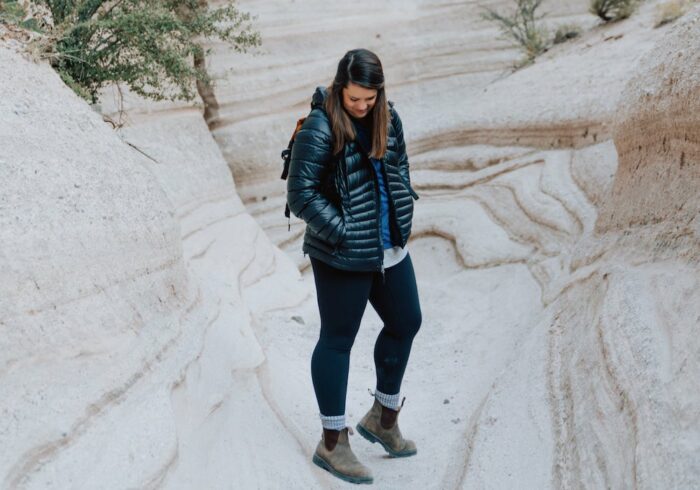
[375,389,401,410]
[319,413,345,430]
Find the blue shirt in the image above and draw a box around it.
[352,117,394,249]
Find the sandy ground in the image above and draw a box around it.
[253,237,543,488]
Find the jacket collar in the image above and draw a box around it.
[311,85,327,109]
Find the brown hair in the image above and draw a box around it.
[324,49,390,159]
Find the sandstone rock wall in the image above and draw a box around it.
[1,47,201,488]
[460,7,699,489]
[0,45,312,488]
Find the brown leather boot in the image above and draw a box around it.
[312,427,373,484]
[322,428,341,451]
[356,398,417,457]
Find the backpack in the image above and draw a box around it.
[280,116,308,230]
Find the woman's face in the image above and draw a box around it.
[342,82,378,119]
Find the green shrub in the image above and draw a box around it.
[590,0,639,22]
[655,0,696,27]
[553,23,582,44]
[0,0,27,25]
[0,1,52,32]
[481,0,550,66]
[37,0,261,103]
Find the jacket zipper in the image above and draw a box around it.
[376,155,408,282]
[381,156,406,248]
[368,156,385,282]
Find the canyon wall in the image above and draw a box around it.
[1,1,697,488]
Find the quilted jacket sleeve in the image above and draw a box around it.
[286,109,346,246]
[391,107,419,199]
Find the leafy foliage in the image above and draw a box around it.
[1,1,53,33]
[39,0,261,103]
[553,23,582,44]
[481,0,550,66]
[0,1,26,24]
[589,0,639,22]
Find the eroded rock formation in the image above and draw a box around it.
[1,1,697,488]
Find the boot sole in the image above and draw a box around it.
[312,453,374,485]
[356,423,418,458]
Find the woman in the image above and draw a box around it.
[286,48,422,485]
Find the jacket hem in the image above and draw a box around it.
[303,243,382,272]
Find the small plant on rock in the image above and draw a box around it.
[590,0,639,22]
[481,0,550,67]
[655,0,696,27]
[0,0,25,24]
[553,23,582,44]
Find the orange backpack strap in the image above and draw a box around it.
[280,116,307,181]
[293,116,306,137]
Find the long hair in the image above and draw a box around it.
[325,49,389,159]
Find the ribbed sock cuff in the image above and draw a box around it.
[319,414,346,430]
[375,389,401,410]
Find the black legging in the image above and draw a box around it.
[310,254,422,417]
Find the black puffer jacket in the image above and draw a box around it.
[287,86,419,272]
